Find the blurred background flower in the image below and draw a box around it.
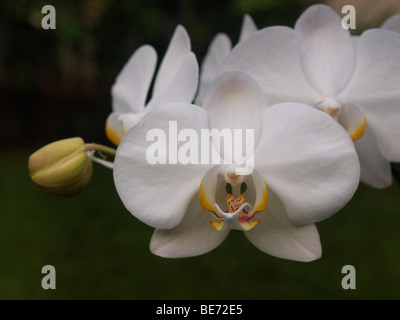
[1,0,400,299]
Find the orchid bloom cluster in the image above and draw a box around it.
[29,5,400,262]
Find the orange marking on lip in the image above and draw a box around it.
[105,122,123,146]
[349,115,366,141]
[254,181,268,214]
[209,221,223,231]
[226,193,244,213]
[199,179,221,218]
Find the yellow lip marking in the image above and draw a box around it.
[254,181,268,214]
[105,121,123,146]
[349,115,366,141]
[240,220,261,231]
[199,179,221,217]
[209,221,223,231]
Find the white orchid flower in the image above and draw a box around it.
[106,25,199,146]
[113,70,360,261]
[221,5,400,189]
[195,14,257,105]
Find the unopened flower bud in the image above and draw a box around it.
[28,137,92,196]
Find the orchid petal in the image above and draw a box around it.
[202,70,268,151]
[352,35,359,47]
[113,103,212,229]
[111,45,157,114]
[117,112,147,134]
[238,14,257,42]
[255,103,360,225]
[147,52,199,110]
[151,25,192,98]
[221,26,319,105]
[150,194,230,258]
[339,29,400,162]
[381,14,400,32]
[354,124,392,188]
[294,4,356,96]
[363,106,400,163]
[196,33,232,105]
[244,188,321,262]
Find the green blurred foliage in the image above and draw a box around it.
[1,153,400,299]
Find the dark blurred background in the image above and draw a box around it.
[0,0,317,150]
[1,0,400,300]
[2,0,398,149]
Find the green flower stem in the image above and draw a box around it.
[85,143,117,170]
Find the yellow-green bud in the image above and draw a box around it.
[28,137,92,196]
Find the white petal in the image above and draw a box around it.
[339,29,400,162]
[196,33,232,105]
[352,35,359,47]
[113,103,212,229]
[354,124,392,189]
[294,4,356,96]
[245,188,321,262]
[238,14,257,42]
[255,103,360,224]
[117,112,147,133]
[381,14,400,32]
[111,45,157,114]
[147,52,199,111]
[362,105,400,163]
[150,194,230,258]
[105,112,124,146]
[221,26,319,105]
[151,25,191,98]
[202,70,268,151]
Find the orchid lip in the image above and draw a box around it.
[210,201,261,232]
[210,185,262,232]
[214,201,251,219]
[199,165,267,232]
